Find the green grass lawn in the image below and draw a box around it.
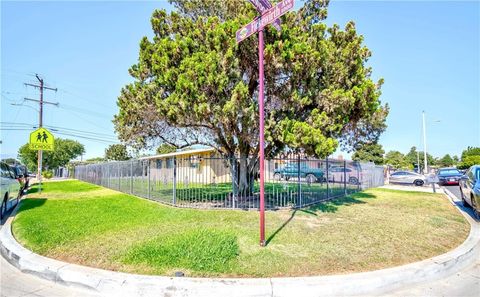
[12,180,469,277]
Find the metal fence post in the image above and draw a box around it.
[130,160,133,194]
[147,161,151,199]
[117,162,120,190]
[357,162,361,191]
[172,157,177,205]
[344,160,347,195]
[297,155,301,207]
[326,157,329,199]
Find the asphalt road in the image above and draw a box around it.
[446,185,463,201]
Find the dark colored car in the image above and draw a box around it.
[274,162,324,183]
[9,164,29,193]
[459,165,480,219]
[437,168,463,186]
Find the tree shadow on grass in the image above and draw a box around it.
[265,192,377,245]
[306,192,376,213]
[16,198,47,214]
[26,187,39,194]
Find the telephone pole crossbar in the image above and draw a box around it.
[24,74,58,193]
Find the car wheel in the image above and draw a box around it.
[285,176,290,181]
[472,195,480,220]
[0,195,6,221]
[414,180,424,186]
[306,174,316,184]
[460,187,469,207]
[349,177,359,185]
[274,173,282,181]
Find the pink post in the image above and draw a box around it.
[258,29,266,246]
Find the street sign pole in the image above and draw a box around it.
[237,0,294,247]
[258,28,266,247]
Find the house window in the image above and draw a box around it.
[156,159,163,169]
[188,155,202,168]
[166,158,174,169]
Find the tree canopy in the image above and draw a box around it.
[114,0,388,159]
[458,146,480,169]
[352,142,384,164]
[384,150,411,169]
[18,138,85,172]
[156,143,177,155]
[403,146,438,170]
[438,154,454,167]
[105,144,131,161]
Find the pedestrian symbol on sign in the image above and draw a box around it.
[29,128,55,151]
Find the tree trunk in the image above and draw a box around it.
[228,153,259,200]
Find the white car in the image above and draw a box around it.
[1,162,21,220]
[389,171,426,186]
[327,166,360,185]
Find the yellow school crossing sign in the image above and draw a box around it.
[29,128,55,151]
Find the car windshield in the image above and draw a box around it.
[439,169,460,175]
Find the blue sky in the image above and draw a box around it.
[1,0,479,160]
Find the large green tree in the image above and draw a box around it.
[384,151,410,169]
[352,142,384,164]
[18,138,85,172]
[114,0,389,194]
[438,154,454,167]
[458,146,480,169]
[105,144,131,161]
[404,146,436,170]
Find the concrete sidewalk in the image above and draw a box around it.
[380,183,441,193]
[1,191,479,297]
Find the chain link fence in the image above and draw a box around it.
[74,156,384,210]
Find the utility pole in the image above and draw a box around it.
[24,75,58,192]
[422,111,428,174]
[417,151,420,173]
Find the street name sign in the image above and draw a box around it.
[236,0,294,43]
[248,0,281,31]
[29,127,54,151]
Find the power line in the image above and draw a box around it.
[57,107,113,132]
[53,131,119,144]
[1,122,118,140]
[0,127,118,144]
[58,103,111,118]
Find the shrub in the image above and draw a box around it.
[42,170,53,179]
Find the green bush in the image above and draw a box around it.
[458,155,480,170]
[42,170,53,179]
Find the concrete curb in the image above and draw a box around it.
[1,194,479,297]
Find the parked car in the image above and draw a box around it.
[10,164,29,192]
[274,162,324,183]
[437,168,463,186]
[0,162,21,220]
[327,166,360,185]
[389,171,426,186]
[459,165,480,219]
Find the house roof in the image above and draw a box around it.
[139,148,216,160]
